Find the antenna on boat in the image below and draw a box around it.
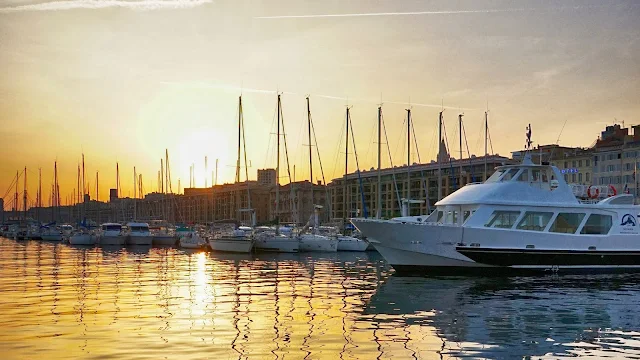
[522,124,534,165]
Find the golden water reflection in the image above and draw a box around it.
[2,239,640,359]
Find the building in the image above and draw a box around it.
[328,153,512,220]
[593,124,640,195]
[269,181,328,224]
[512,145,594,186]
[258,169,277,186]
[0,198,3,224]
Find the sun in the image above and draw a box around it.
[175,129,230,189]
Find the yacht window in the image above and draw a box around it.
[516,169,529,182]
[130,226,148,232]
[106,225,121,231]
[436,211,444,223]
[463,210,472,222]
[541,171,549,182]
[580,214,613,235]
[452,211,458,225]
[485,211,521,229]
[501,169,517,181]
[516,212,553,231]
[486,169,506,183]
[532,169,541,182]
[549,213,585,234]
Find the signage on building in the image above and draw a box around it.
[560,168,580,174]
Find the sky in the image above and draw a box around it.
[1,0,639,207]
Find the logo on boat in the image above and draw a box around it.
[621,214,637,227]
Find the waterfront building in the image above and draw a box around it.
[327,152,512,220]
[593,124,640,195]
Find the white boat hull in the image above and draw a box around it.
[298,234,338,252]
[127,235,153,246]
[69,234,96,246]
[208,239,254,253]
[99,235,126,246]
[254,235,299,253]
[336,236,369,252]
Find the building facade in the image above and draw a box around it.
[327,154,512,220]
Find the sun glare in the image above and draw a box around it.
[175,129,230,189]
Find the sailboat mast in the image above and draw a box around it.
[437,111,443,201]
[133,166,137,220]
[54,161,59,222]
[38,168,42,222]
[215,159,218,186]
[205,156,208,188]
[343,107,350,230]
[96,171,99,202]
[377,106,382,219]
[275,95,281,233]
[240,97,251,211]
[484,111,488,181]
[236,96,242,184]
[406,109,411,204]
[307,97,313,208]
[23,167,27,221]
[459,113,463,187]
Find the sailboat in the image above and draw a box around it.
[209,96,255,253]
[295,97,337,252]
[253,94,299,253]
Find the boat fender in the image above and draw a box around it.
[587,186,599,199]
[608,184,617,197]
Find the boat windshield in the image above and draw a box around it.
[103,225,122,231]
[130,226,149,232]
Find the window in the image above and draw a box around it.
[463,210,473,223]
[486,169,507,183]
[550,213,585,234]
[516,170,529,182]
[502,168,518,181]
[485,211,520,229]
[517,212,553,231]
[579,173,583,183]
[586,159,591,167]
[532,169,541,182]
[564,161,568,168]
[578,160,583,167]
[572,174,576,183]
[564,174,568,182]
[572,161,576,168]
[580,214,613,235]
[586,173,591,182]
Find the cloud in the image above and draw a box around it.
[253,4,631,20]
[0,0,211,13]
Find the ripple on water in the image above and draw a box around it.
[1,238,640,359]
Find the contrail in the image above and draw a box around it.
[0,0,212,13]
[161,81,479,110]
[254,5,624,19]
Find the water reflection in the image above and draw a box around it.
[365,275,640,359]
[0,237,639,359]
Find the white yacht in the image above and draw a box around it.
[151,226,177,247]
[69,229,96,246]
[209,226,254,253]
[352,153,640,275]
[317,226,369,252]
[179,231,207,249]
[253,227,299,253]
[41,225,72,241]
[295,207,338,252]
[126,222,152,246]
[98,223,125,246]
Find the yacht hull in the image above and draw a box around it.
[127,235,153,246]
[336,236,369,252]
[354,218,640,275]
[69,234,96,246]
[208,239,253,253]
[254,236,299,253]
[298,235,338,252]
[99,235,125,246]
[41,234,64,241]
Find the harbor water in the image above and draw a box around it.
[1,237,640,359]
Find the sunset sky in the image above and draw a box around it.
[1,0,639,207]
